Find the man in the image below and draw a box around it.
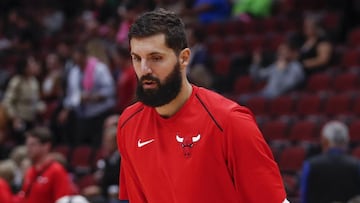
[99,126,121,201]
[249,39,304,99]
[60,46,115,147]
[117,9,288,203]
[18,127,74,203]
[300,121,360,203]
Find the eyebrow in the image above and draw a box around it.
[131,51,165,57]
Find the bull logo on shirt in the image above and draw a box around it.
[176,133,201,158]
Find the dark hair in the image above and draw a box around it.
[16,57,28,76]
[128,8,188,54]
[26,127,53,144]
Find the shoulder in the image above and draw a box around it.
[118,102,145,129]
[195,87,255,131]
[8,76,21,86]
[47,161,67,175]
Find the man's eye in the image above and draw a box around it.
[151,56,162,61]
[132,56,141,62]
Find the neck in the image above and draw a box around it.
[34,155,49,170]
[155,80,193,118]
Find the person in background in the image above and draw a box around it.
[41,53,64,127]
[9,145,29,192]
[181,0,231,24]
[0,159,16,203]
[186,26,213,88]
[245,39,304,99]
[298,14,333,78]
[300,121,360,203]
[98,126,121,202]
[2,55,45,144]
[18,127,75,203]
[232,0,273,19]
[60,46,115,147]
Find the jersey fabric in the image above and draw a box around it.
[0,178,13,203]
[117,86,286,203]
[19,161,74,203]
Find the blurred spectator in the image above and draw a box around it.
[60,46,115,147]
[0,159,16,203]
[18,127,75,203]
[42,53,64,101]
[298,14,333,78]
[5,9,42,53]
[186,26,213,88]
[116,2,140,47]
[97,126,121,201]
[232,0,272,19]
[181,0,231,24]
[2,55,45,144]
[242,39,304,100]
[300,121,360,203]
[111,47,137,113]
[56,195,90,203]
[40,3,65,35]
[103,114,119,129]
[9,145,29,192]
[92,0,118,24]
[49,152,80,194]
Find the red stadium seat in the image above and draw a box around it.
[268,96,294,117]
[323,94,352,116]
[279,146,306,173]
[295,94,322,117]
[261,120,288,142]
[226,37,247,54]
[233,76,253,94]
[52,145,71,159]
[213,55,231,76]
[207,38,226,55]
[349,120,360,142]
[306,73,332,93]
[245,96,267,116]
[77,174,97,191]
[333,73,359,92]
[289,120,318,142]
[348,27,360,48]
[341,49,360,68]
[70,145,93,174]
[352,97,360,116]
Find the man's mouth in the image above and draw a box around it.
[142,80,158,89]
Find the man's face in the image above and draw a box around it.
[25,136,48,162]
[130,34,183,107]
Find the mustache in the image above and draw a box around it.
[139,74,160,83]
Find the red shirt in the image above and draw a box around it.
[0,178,13,203]
[117,86,287,203]
[19,161,74,203]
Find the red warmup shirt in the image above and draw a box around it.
[19,161,74,203]
[0,178,13,203]
[117,86,287,203]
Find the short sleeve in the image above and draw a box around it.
[225,107,287,203]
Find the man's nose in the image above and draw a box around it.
[140,60,152,74]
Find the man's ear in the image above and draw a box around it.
[179,48,191,68]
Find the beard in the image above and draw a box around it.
[136,61,182,107]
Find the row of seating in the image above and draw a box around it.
[260,118,360,143]
[52,145,105,175]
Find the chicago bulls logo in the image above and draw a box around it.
[176,133,201,158]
